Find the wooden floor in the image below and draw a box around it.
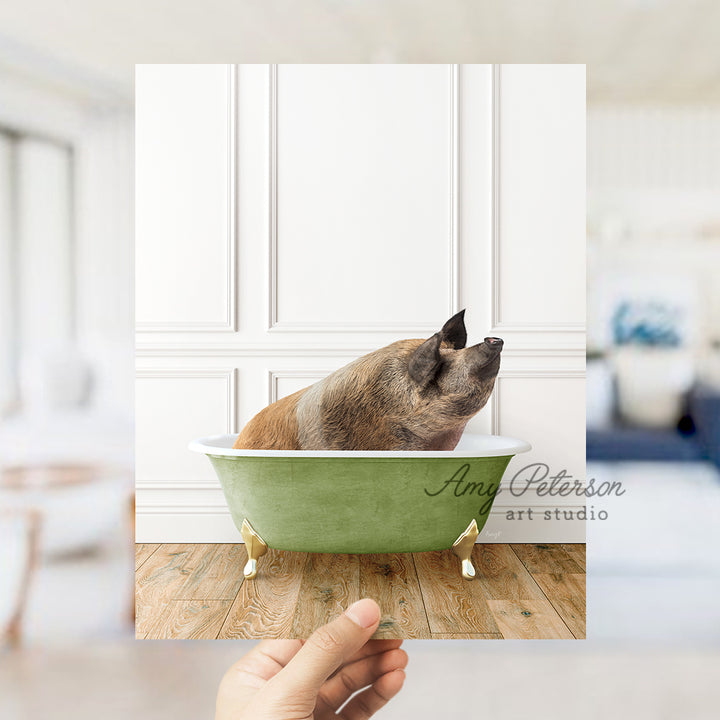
[136,543,585,640]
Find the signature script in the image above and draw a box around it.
[424,463,499,515]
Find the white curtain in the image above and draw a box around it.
[0,131,74,417]
[0,132,15,415]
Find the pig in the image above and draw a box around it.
[233,310,503,451]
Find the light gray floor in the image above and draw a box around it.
[3,639,720,719]
[588,461,720,643]
[4,460,720,717]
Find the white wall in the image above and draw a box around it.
[588,105,720,357]
[16,138,74,360]
[74,109,134,415]
[135,64,586,543]
[0,133,15,413]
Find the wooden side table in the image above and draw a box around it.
[0,509,41,647]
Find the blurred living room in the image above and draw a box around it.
[1,2,720,719]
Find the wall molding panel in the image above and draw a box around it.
[135,344,587,359]
[489,64,586,344]
[137,345,378,358]
[490,369,586,436]
[266,63,460,334]
[136,64,237,333]
[267,369,326,404]
[136,366,238,436]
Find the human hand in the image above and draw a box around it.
[215,598,407,719]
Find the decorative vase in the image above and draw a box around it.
[613,346,694,428]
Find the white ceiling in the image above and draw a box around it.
[0,0,719,105]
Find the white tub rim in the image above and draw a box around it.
[189,432,531,458]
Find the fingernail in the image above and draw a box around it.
[345,599,380,628]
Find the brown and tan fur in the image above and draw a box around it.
[233,310,502,451]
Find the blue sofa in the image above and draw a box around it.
[587,383,720,467]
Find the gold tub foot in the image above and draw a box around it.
[452,519,479,580]
[241,519,268,579]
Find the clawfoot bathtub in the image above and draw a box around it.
[189,432,530,580]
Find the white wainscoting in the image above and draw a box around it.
[135,64,236,332]
[136,64,586,543]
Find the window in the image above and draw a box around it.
[0,129,74,416]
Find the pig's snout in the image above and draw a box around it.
[470,337,503,380]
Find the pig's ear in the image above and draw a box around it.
[440,309,467,349]
[409,332,443,386]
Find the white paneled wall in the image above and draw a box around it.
[271,64,453,331]
[496,65,586,331]
[136,64,586,543]
[135,64,235,331]
[589,105,720,191]
[587,106,720,352]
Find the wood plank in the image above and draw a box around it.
[219,549,308,639]
[432,633,502,639]
[359,554,430,639]
[472,544,578,639]
[142,600,233,639]
[560,543,586,572]
[193,543,247,600]
[173,544,224,600]
[532,573,586,639]
[510,544,583,574]
[473,544,542,601]
[413,550,499,635]
[486,599,575,639]
[474,544,577,603]
[290,553,360,639]
[172,544,246,601]
[135,543,160,570]
[135,544,209,636]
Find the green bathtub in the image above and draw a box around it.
[189,433,530,579]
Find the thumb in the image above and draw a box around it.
[270,599,381,697]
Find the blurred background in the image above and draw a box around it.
[1,1,720,718]
[0,26,134,652]
[587,103,720,641]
